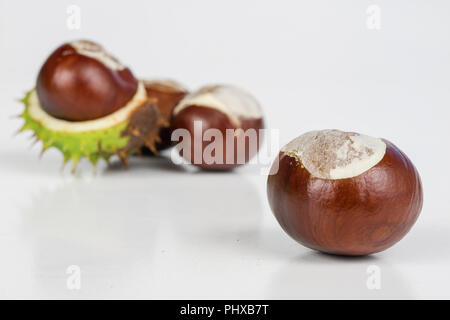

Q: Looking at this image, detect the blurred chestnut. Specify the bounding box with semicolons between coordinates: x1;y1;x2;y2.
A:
141;79;188;154
36;40;138;121
267;129;423;256
171;85;264;170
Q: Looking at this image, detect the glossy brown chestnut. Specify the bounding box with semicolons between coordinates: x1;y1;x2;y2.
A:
36;40;138;121
267;130;423;256
141;80;188;153
171;85;264;170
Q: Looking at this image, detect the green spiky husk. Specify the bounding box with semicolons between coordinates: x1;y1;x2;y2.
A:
18;90;163;171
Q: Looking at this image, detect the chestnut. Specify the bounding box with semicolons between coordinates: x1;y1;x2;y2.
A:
171;85;264;170
141;79;188;153
267;129;423;256
19;40;165;171
36;40;138;121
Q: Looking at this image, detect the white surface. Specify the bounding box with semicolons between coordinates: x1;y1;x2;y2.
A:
0;0;450;299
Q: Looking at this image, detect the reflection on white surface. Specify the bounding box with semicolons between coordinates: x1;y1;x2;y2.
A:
0;148;448;299
269;252;411;299
20;174;161;298
1;152;267;298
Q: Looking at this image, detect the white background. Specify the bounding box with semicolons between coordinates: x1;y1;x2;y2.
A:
0;0;449;299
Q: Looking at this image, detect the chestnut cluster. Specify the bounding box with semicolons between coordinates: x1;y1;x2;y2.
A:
30;39;264;170
19;39;424;256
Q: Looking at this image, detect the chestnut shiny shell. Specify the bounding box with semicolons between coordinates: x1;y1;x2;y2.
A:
36;43;138;121
267;140;423;256
171;105;264;170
